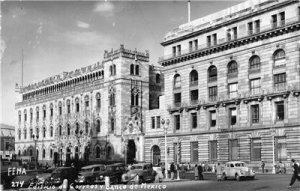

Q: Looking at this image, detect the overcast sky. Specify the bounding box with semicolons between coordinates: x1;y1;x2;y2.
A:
1;0;244;126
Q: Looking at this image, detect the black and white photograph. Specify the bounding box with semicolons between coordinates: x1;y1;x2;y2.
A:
1;0;300;190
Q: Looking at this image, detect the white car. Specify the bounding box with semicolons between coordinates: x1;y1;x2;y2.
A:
222;161;255;181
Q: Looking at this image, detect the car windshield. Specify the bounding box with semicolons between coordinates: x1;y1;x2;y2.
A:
131;166;143;170
235;163;245;167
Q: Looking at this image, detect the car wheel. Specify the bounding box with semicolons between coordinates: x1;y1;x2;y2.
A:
235;174;241;181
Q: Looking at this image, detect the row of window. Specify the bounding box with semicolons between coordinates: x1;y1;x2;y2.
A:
19;93;103;123
173;101;285;130
18;148;53;159
190;136;286;163
22;70;104;101
171;11;288;57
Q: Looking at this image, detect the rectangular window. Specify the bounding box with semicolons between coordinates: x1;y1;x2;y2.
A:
85;100;89;108
209;86;218;102
156;116;161;128
228;83;238;99
191;113;197;129
50;108;53;117
227;29;231;41
251;138;261;161
250;78;261;95
190;90;198;104
43;110;46;119
59;106;62;115
280;12;285;26
194;39;198;50
177;45;181;56
275;137;287;161
229;139;239;161
30;112;33;122
272;14;277;28
210;110;216;127
248;22;253;35
97;99;101;109
36;111;39;121
189;41;193;52
174;93;181;107
24;114;27;122
191;142;199;162
76;103;80;112
19;114;21;123
67;105;70;114
229;108;237;126
207;36;211;47
255;20;260;33
172;46;176;57
274;73;286;91
209;140;218;162
233;27;237;40
212;34;217;46
174;115;180;130
251;105;259;124
151;117;155;129
276;101;284;121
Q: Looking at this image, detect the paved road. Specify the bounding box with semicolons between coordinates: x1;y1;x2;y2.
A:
69;174;300;191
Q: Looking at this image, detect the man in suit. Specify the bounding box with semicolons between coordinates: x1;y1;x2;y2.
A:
288;159;300;188
198;163;204;180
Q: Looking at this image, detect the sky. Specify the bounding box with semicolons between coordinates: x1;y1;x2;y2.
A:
0;0;245;126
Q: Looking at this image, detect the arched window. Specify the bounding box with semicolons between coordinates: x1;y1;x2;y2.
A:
96;146;101;158
75;98;80;113
50;126;53;137
110;93;115;106
29;149;33;156
113;64;116;75
110;65;113;76
111;117;115;132
30;128;33;139
18;150;21;156
59;125;62;136
96;120;101;133
24;128;27;140
96;93;101;109
18;129;21;140
228;61;238;74
249;56;261;70
208;65;217;82
173;74;181;89
135;65;139;75
67;99;71;114
75;123;79;135
156;74;161;83
190;70;198;86
84;95;89;108
130;64;134;75
50;149;53;158
85;121;89;134
67;124;71;136
273;49;285;61
43;149;46;158
36;127;39;137
43;127;46;138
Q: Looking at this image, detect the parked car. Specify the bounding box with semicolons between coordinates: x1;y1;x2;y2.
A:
94;163;126;184
222;161;255;181
121;163;156;184
30;168;55;186
75;164;105;184
45;167;78;186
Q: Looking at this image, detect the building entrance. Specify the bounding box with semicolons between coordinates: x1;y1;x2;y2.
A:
152;145;160;165
127;139;136;164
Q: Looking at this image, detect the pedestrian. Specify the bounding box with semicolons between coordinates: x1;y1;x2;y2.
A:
216;163;222;181
187;162;191;171
46;162;49;169
170;162;175;180
198;163;204;180
288;159;300;188
194;164;199;180
261;161;265;173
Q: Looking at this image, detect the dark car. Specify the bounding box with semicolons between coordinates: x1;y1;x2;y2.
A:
121;163;156;184
45;167;78;186
94;163;126;184
75;164;105;184
29;168;55;186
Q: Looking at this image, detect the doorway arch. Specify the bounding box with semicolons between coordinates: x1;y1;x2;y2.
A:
152;145;161;165
127;139;136;164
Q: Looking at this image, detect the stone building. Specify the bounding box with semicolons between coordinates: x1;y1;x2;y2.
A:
145;0;300;171
0;123;15;160
15;45;163;166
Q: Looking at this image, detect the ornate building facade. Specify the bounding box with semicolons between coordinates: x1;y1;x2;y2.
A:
15;45;163;166
145;0;300;171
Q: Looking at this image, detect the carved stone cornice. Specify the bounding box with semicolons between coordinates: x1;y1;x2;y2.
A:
266;91;290;100
243;95;264;104
202;102;220;110
168;107;184;114
221;98;241;107
185;105;201;112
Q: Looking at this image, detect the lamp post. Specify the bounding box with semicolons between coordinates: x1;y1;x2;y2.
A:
32;134;39;170
161;118;170;180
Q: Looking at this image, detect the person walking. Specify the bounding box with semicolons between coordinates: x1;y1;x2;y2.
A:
261;161;265;173
170;162;175;180
216;163;222;181
198;163;204;180
288;159;300;189
194;164;199;180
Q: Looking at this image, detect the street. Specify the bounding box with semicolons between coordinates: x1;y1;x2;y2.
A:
67;174;300;191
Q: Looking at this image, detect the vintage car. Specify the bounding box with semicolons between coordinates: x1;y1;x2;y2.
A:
45;167;78;186
222;161;255;181
121;163;156;184
30;168;55;186
94;163;126;184
75;164;106;184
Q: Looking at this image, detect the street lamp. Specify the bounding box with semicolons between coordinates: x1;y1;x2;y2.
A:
32;134;39;170
161;118;170;179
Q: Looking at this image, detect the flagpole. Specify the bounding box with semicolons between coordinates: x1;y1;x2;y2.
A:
22;49;24;87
